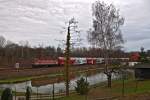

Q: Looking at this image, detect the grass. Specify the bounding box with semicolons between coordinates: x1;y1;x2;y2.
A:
112;79;150;94
55;94;85;100
90;78;150;97
0;89;3;95
0;73;63;84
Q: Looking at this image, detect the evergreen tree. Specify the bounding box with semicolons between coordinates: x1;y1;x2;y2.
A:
25;86;32;100
140;47;148;63
75;77;89;95
1;88;13;100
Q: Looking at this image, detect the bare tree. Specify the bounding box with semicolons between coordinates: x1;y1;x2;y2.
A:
0;36;6;48
19;40;29;58
88;1;124;88
63;18;80;96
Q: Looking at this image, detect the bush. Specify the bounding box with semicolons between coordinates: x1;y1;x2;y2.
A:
75;77;89;95
26;86;32;100
1;88;13;100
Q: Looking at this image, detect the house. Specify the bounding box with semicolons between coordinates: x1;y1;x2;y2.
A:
130;52;140;62
135;64;150;80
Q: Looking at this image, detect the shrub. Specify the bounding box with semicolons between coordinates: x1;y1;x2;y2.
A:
1;88;13;100
26;86;32;100
75;77;89;95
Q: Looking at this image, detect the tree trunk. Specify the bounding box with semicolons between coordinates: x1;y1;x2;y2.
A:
65;26;70;96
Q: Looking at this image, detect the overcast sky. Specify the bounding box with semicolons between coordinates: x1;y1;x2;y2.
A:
0;0;150;51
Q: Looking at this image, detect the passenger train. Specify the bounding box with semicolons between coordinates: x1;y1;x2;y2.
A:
32;57;129;67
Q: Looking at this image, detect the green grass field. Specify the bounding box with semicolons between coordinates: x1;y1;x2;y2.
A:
55;79;150;100
111;79;150;94
0;73;63;84
55;95;85;100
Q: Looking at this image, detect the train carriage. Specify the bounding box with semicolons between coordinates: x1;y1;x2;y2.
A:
32;59;58;67
86;58;96;64
74;58;87;65
96;58;104;64
58;57;76;65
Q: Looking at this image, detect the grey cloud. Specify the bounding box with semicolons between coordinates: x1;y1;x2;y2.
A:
0;0;150;51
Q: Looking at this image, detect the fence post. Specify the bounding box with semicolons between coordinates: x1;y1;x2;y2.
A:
52;83;55;100
37;87;38;99
122;71;125;97
49;88;51;100
135;79;138;92
85;74;88;100
15;86;16;100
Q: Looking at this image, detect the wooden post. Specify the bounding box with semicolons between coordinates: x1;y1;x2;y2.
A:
49;88;51;100
52;83;55;100
85;74;88;100
135;79;138;92
122;71;125;97
37;87;38;99
15;86;16;100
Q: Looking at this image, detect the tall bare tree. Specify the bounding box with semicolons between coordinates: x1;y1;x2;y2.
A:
0;36;6;48
88;1;124;87
64;18;80;96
